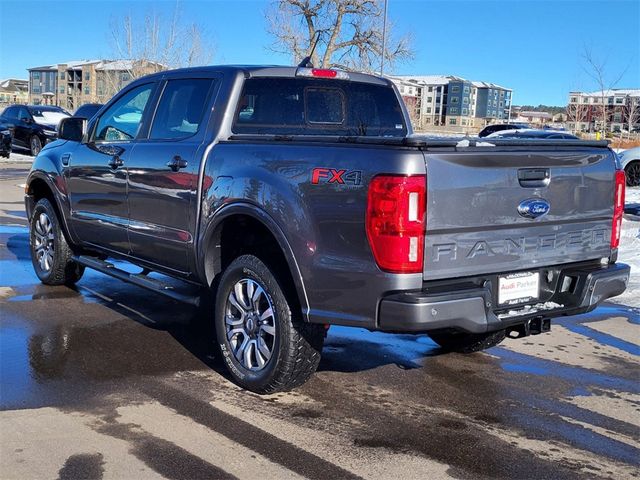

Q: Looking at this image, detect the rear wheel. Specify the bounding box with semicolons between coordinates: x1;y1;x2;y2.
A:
430;329;506;353
30;198;84;286
625;161;640;187
214;254;324;394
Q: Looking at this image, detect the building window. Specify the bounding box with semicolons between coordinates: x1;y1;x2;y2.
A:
428;86;433;92
451;85;460;93
615;98;624;104
84;72;91;81
84;87;90;94
449;118;457;125
59;87;65;93
32;71;40;80
614;114;622;122
121;73;130;82
451;97;459;104
449;107;458;114
32;86;41;93
435;107;440;113
462;119;467;125
463;97;469;104
492;110;497;116
493;100;497;107
427;96;432;102
463;85;470;93
462;108;468;115
426;107;432;113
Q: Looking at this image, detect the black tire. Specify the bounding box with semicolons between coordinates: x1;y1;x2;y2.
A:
214;254;324;394
30;135;42;156
29;198;84;286
625;161;640;187
430;329;506;353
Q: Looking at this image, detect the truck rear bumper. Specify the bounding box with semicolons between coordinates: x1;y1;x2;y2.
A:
378;262;630;334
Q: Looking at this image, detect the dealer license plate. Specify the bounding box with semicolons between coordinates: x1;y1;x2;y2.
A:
498;272;540;306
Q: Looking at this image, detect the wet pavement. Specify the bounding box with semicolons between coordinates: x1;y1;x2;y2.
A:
1;163;639;479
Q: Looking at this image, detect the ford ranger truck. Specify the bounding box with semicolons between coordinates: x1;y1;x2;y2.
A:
24;66;630;393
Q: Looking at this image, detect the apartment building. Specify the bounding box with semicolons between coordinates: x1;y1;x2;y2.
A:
567;89;640;132
28;59;162;110
390;75;512;130
0;78;28;106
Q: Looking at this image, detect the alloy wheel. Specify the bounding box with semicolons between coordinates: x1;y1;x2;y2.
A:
627;162;640;187
31;136;42;156
34;212;54;272
225;278;276;371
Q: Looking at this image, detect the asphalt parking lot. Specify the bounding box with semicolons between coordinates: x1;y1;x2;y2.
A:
1;160;639;480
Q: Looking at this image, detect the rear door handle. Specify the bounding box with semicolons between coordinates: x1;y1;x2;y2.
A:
518;168;550;188
167;155;188;172
108;156;124;169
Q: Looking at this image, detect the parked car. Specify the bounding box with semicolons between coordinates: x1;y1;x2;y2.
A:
478;123;528;137
0;105;70;155
0;128;11;158
618;146;640;187
486;129;579;140
25;65;629;393
74;103;103;120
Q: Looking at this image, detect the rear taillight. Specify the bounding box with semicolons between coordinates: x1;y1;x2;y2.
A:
611;170;625;249
366;175;426;273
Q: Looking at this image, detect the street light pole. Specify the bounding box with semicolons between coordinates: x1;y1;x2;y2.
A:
380;0;388;76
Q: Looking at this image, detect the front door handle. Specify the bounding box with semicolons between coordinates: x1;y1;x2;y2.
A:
61;153;71;166
108;156;124;169
167;155;188;172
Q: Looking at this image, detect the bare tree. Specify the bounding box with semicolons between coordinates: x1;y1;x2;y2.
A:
267;0;413;73
566;94;588;134
109;2;213;83
581;46;628;134
624;94;640;137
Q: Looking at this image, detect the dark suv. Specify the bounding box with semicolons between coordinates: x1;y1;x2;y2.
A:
0;105;70;155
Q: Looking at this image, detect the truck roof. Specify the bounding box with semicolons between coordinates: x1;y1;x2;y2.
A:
135;65;392;86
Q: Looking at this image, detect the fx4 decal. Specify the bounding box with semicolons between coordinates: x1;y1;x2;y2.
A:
311;168;362;185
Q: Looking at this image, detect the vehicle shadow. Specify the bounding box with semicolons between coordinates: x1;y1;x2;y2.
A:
4;232;447;388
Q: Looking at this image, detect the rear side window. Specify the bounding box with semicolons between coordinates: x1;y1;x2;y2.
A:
150;79;213;140
234;78;406;137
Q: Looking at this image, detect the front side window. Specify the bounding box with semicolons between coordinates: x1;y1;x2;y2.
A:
149;78;213;140
94;83;153;142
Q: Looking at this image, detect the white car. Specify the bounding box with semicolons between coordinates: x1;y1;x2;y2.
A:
619;147;640;187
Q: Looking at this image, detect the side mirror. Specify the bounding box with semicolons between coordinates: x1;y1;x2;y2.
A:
58;117;87;142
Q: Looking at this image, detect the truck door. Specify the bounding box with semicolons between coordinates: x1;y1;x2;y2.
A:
66;82;156;254
126;76;218;273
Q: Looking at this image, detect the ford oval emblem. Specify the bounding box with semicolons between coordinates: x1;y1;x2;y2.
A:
518;198;550;219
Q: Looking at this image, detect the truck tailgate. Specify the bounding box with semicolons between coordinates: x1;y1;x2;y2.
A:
423;147;615;281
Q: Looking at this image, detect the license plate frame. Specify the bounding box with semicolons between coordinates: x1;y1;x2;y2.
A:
498;271;540;306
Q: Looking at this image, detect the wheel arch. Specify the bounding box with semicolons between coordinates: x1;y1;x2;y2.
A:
199;203;310;321
26;171;76;245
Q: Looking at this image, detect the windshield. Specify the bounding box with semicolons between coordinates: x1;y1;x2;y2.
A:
233;78;407;137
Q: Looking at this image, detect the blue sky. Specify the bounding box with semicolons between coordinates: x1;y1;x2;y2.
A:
0;0;638;105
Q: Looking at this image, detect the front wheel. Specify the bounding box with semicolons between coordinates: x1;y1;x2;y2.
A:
30;135;42;156
214;254;324;394
625;161;640;187
30;198;84;286
430;329;506;353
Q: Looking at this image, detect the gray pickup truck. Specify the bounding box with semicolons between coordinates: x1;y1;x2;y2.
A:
25;65;630;393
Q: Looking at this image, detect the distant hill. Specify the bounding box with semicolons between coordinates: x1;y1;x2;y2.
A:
514;105;565;114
